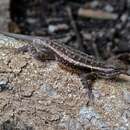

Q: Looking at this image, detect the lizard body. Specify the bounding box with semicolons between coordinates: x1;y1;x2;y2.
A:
0;31;127;79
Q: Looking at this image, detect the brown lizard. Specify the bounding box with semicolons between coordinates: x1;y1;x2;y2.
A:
0;31;129;99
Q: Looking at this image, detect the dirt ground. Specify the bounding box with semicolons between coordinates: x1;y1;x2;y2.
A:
0;1;130;130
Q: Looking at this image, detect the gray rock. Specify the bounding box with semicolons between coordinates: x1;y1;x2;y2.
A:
0;80;8;91
79;106;100;121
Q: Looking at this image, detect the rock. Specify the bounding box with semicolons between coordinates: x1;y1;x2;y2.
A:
0;80;8;92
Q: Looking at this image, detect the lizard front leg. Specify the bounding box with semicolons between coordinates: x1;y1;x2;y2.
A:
28;44;55;61
17;40;55;61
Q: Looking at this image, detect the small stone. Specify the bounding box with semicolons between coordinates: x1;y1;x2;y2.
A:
104;4;114;12
123;90;130;104
68;119;83;130
90;1;99;8
82;33;92;40
114;126;128;130
121;109;130;122
40;83;57;97
92;89;101;99
95;119;110;130
59;117;83;130
120;14;128;23
103;103;113;112
48;24;69;33
0;80;9;92
79;106;100;121
48;25;57;33
27;18;37;24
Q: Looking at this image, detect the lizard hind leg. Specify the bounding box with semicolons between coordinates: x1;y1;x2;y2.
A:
79;72;97;101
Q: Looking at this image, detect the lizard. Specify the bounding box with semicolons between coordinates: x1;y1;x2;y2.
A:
0;31;129;99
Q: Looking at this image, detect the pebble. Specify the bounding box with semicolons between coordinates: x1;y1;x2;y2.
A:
0;80;9;92
48;25;56;33
79;106;100;121
114;126;128;130
48;24;69;33
40;83;57;97
104;4;114;12
90;1;99;8
67;119;84;130
121;109;130;123
79;106;110;129
59;116;83;130
120;14;128;23
123;90;130;104
91;118;110;130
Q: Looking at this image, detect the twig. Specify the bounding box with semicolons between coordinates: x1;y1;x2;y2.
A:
66;6;85;51
78;8;118;20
